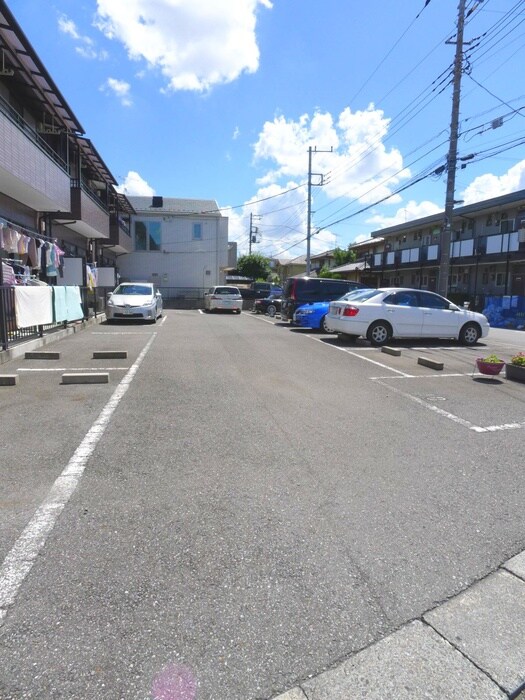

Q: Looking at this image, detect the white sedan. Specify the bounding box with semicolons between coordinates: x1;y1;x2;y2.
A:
106;282;162;323
327;287;490;346
203;286;243;313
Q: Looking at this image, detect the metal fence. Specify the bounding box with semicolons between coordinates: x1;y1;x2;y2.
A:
0;286;108;352
0;285;262;352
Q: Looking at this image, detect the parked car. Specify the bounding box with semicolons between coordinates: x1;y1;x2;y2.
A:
293;288;371;332
106;282;162;323
252;282;283;298
252;293;282;316
239;282;284;300
204;286;243;313
280;277;367;322
327;287;490;345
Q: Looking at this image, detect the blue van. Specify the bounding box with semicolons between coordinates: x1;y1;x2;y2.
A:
281;277;367;323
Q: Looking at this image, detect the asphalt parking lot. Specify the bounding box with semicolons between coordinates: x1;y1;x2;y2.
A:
250;311;525;435
2;310;525;699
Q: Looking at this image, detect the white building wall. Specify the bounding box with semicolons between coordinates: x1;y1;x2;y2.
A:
116;213;229;288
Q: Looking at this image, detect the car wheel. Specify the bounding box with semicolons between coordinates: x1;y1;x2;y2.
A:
367;320;392;346
459;322;480;345
267;304;277;317
321;315;334;333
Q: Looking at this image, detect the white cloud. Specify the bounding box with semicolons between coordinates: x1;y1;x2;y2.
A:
365;199;442;230
233;126;240;140
116;171;155;195
226;182;336;259
58;14;108;60
253;105;409;204
462;160;525;205
94;0;272;92
101;78;133;107
58;16;81;40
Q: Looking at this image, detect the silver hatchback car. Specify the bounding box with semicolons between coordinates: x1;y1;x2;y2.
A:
106;282;163;323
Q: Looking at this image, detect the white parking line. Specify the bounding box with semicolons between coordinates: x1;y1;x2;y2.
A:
0;333;157;626
371;377;525;433
372;377;485;431
308;335;414;377
373;373;467;379
17;367;130;372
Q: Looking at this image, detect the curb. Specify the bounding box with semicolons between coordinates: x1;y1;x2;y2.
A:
271;552;525;700
0;315;106;365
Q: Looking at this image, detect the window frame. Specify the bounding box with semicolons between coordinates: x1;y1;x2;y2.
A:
193;222;203;241
134;219;162;251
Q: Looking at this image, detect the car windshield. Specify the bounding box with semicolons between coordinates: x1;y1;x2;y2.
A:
114;284;152;295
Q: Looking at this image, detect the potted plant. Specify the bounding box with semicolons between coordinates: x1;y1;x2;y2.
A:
476;353;505;376
505;351;525;383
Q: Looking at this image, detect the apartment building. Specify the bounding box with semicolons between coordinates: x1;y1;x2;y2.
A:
346;191;525;303
118;195;229;290
0;0;134;289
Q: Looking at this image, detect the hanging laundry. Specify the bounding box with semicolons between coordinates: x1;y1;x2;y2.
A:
14;286;53;327
46;243;58;277
27;237;39;268
2;261;16;286
4;228;19;254
86;264;96;290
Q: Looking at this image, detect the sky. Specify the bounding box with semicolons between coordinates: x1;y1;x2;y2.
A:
7;0;525;259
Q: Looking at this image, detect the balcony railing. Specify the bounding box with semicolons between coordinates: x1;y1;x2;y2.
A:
0;94;69;174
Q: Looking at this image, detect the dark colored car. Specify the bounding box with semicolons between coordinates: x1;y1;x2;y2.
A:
252;293;282;316
280;277;367;322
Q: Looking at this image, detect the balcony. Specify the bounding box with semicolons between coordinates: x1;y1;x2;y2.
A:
108;213;133;254
0;96;71;212
67;180;110;240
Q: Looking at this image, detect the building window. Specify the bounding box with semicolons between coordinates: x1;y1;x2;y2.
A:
134;220;161;251
496;272;505;286
193;223;203;240
486;215;493;226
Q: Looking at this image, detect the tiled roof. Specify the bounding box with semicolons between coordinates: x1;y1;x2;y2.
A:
127;196;222;215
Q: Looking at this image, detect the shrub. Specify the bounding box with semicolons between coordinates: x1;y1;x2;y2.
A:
510;352;525;367
479;353;504;364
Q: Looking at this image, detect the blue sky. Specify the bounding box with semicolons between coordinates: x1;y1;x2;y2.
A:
8;0;525;258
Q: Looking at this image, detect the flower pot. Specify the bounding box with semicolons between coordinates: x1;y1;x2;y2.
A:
476;359;504;375
505;363;525;383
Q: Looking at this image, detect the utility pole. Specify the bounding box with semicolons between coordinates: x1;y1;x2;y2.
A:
306;146;332;275
249;212;261;255
438;0;467;297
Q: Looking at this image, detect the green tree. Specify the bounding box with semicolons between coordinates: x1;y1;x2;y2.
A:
236;254;271;281
332;246;357;266
318;265;342;279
